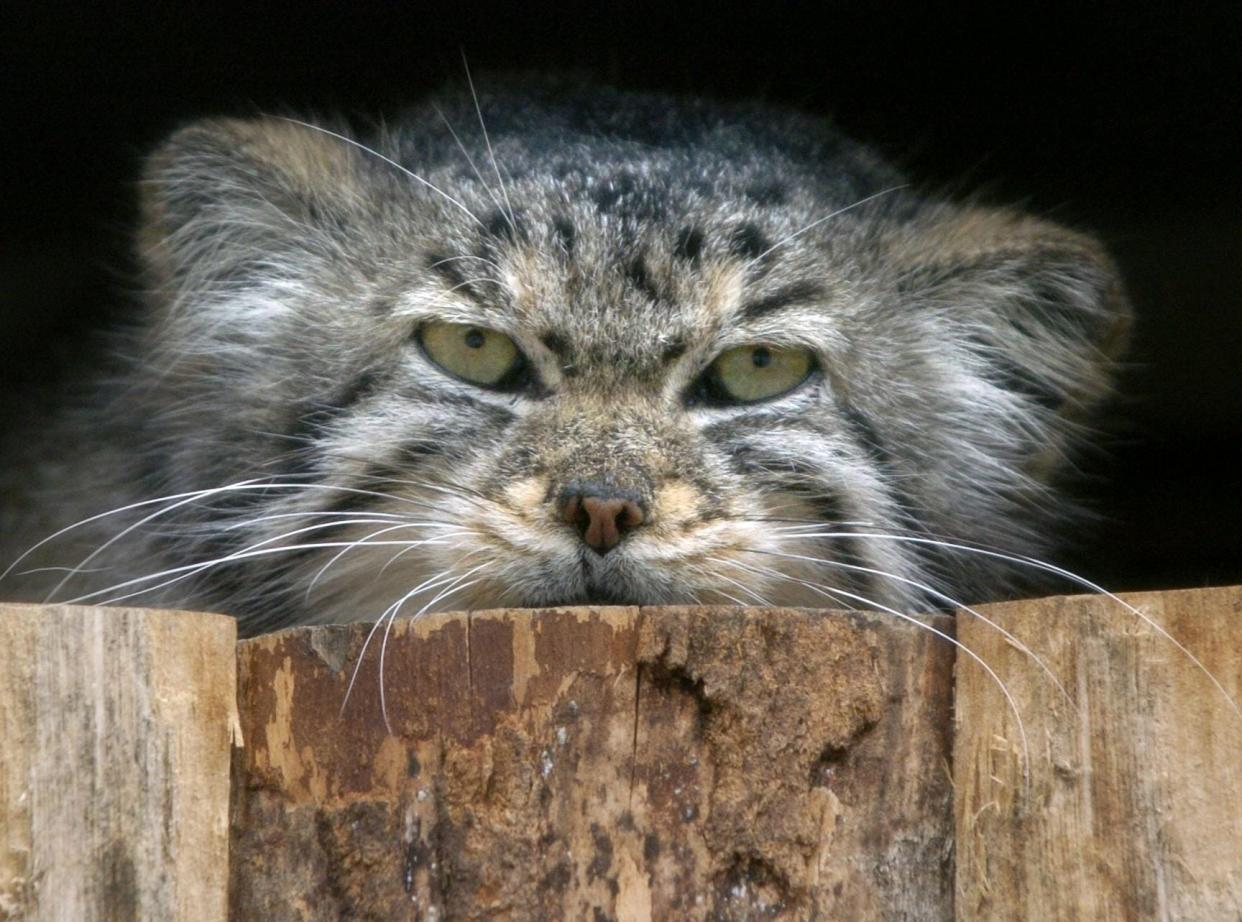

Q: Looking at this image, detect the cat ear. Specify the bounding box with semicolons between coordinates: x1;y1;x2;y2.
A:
139;117;364;286
890;205;1131;418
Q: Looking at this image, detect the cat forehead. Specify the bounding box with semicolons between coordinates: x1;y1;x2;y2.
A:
411;192;848;362
364;95;911;356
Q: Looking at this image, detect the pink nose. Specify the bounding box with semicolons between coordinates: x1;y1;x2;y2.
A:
560;491;646;554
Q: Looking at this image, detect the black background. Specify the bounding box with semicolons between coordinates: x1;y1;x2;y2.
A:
4;3;1240;592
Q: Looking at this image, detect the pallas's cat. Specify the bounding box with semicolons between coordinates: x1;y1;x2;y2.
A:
0;81;1128;634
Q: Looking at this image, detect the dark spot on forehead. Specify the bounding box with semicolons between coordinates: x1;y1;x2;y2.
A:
483;208;525;243
369;294;396;316
673;226;705;263
625;255;662;303
551;216;576;255
728;223;771;262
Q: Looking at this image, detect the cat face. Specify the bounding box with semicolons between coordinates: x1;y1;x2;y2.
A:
133;86;1127;631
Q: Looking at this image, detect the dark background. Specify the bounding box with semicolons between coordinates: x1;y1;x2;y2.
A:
4;3;1240;592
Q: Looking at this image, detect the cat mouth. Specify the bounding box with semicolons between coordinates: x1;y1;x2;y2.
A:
580;585;635;605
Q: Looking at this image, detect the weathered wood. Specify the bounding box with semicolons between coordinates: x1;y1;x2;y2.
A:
230;605;956;921
9;588;1236;920
954;586;1242;920
0;603;237;922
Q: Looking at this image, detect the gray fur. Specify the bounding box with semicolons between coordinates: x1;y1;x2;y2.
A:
0;80;1129;634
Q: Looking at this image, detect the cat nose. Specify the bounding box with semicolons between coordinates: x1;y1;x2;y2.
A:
558;486;646;554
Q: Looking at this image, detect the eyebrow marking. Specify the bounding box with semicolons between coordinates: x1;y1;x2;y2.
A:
738;281;827;321
728;223;771;261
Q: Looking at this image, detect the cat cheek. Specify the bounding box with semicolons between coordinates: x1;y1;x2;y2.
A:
648;480;704;531
500;475;552;520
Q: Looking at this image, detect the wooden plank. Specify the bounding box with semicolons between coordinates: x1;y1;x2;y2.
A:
954;586;1242;920
230;605;955;921
0;603;237;922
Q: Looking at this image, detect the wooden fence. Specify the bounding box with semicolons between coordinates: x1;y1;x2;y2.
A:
2;586;1240;920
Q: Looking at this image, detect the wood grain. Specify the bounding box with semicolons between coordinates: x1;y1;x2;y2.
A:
954;586;1242;920
0;603;237;922
7;587;1238;920
229;605;955;921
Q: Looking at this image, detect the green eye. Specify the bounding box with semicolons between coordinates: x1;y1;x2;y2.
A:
706;345;814;403
418;322;522;387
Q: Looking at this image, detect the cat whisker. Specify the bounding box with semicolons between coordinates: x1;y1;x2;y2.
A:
432;104;513;228
426;252;505;276
1;479;271;585
340;555;492;730
744;545;1076;712
728;556;1033;788
764;519;877;531
784;529;1242;724
11;565;113;577
378;562;492;732
64;522;461;607
274;117;485;229
341;561;483;719
218;510;409;531
35;480;445;602
745;184;908;268
307;523;476;602
461;52;517;231
377;531;474;577
699;559;777;607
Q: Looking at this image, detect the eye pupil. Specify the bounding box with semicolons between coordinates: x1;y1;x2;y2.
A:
751;347;772;368
464;328;485;349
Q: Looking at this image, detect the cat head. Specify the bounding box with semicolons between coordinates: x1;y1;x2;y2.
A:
135;85;1128;630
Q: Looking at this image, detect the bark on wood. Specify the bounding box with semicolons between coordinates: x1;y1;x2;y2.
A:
229;605;956;921
0;603;237;922
954;586;1242;920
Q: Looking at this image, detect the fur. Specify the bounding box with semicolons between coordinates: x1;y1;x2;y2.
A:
0;79;1129;634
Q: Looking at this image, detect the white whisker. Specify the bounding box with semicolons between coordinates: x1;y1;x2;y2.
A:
784;529;1242;723
275;117;484;228
378;563;491;731
745;184;908;268
746;546;1076;711
729;556;1032;789
66;523;460;607
460;52;516;228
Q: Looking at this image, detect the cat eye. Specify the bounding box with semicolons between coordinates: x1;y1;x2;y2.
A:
417;321;525;388
698;344;815;404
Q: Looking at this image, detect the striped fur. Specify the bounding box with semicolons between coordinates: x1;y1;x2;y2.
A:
0;80;1128;633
